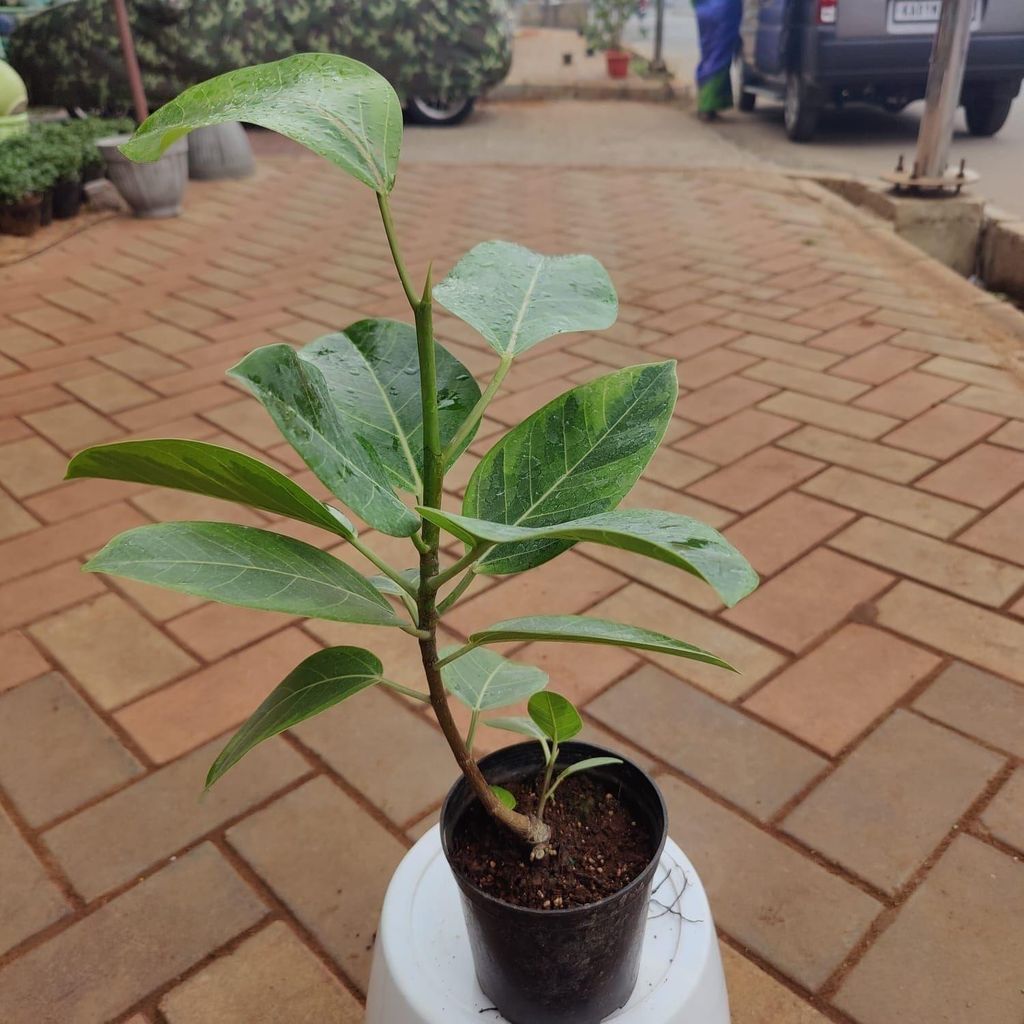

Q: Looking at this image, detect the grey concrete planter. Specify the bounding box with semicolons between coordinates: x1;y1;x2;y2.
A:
97;135;188;219
188;122;255;180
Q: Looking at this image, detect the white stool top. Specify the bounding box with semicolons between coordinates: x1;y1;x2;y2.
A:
366;826;731;1024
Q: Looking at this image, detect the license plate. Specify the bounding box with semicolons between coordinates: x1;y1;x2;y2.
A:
893;0;943;22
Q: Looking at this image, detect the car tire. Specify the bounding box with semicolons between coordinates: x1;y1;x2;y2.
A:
783;73;820;143
406;95;476;127
732;57;756;112
964;94;1014;137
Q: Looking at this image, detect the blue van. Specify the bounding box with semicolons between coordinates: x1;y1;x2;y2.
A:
736;0;1024;141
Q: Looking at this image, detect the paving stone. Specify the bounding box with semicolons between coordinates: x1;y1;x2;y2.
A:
295;688;455;826
784;710;1002;894
718;312;818;344
513;638;640;705
743;361;869;402
882;402;1003;459
0;559;105;632
958;489;1024;567
913;661;1024;757
116;629;319;763
658;774;881;990
951;383;1024;420
830;516;1024;607
127;322;207;354
744;624;939;755
676;376;778;425
622;477;735;528
989;418;1024;449
831;343;927;384
729;334;841;371
159;922;363;1024
30;593;197;708
879;582;1024;685
721;944;830;1024
921;354;1022;392
778;425;934;484
133;484;266;526
890;329;1002;365
676;408;799;465
0;806;70;956
227;776;407;992
980;768;1024;853
0;672;141;826
759;391;899;440
649;322;742;360
62;369;154;413
24;401;122;452
111;574;205;621
801;466;975;537
643;445;715;489
0;844;265;1024
835;836;1024;1024
0;630;49;692
587;584;785;700
168;602;296;661
688;445;824;513
677;347;759;389
853;370;963;419
0;436;68;497
723;491;854;577
591;665;824;818
809;321;899;355
44;735;308;899
203;399;283;450
916;442;1024;508
724;548;891;653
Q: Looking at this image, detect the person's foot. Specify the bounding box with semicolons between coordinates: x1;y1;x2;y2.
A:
696;110;721;123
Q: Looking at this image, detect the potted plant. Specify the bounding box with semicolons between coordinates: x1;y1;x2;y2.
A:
95;123;188;218
31;124;84;219
0;136;47;236
66;116;136;183
585;0;638;79
66;54;758;1024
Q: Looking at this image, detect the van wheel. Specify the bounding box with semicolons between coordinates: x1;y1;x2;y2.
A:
406;96;476;127
784;73;820;142
964;94;1013;137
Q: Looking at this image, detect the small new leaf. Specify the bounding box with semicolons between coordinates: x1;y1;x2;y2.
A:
528;691;582;744
551;756;622;795
207;646;382;786
490;785;517;811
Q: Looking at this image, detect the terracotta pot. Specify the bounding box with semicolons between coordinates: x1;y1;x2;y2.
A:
0;193;43;236
606;50;631;79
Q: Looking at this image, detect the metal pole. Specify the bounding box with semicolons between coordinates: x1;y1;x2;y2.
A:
652;0;666;73
913;0;973;180
112;0;149;122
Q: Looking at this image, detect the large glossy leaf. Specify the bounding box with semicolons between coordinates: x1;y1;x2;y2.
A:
463;363;678;574
85;522;402;626
231;345;419;537
419;507;758;606
301;319;481;494
470;615;733;670
207;646;383;786
433;241;618;358
121;54;401;193
528;692;582;743
67;439;354;539
441;646;548;712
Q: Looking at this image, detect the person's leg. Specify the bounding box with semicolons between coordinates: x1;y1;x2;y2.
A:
692;0;738;115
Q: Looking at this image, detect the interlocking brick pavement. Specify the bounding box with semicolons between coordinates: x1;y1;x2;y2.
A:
1;121;1023;1023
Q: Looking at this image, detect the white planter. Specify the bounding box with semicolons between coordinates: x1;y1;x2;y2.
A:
187;122;255;180
366;826;730;1024
97;134;188;218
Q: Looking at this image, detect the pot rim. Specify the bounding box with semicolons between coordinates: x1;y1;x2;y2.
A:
440;739;667;920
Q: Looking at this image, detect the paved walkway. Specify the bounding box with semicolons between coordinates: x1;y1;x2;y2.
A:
1;109;1024;1024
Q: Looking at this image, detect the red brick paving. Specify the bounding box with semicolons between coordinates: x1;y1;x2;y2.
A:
0;141;1023;1023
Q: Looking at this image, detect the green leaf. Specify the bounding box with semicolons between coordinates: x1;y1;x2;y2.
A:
300;319;481;494
433;241;618;358
440;646;548;712
230;344;419;538
485;715;550;743
418;507;758;607
552;756;623;793
528;691;582;743
67;439;355;540
207;646;382;787
85;522;402;626
470;615;734;670
369;568;420;598
463;363;678;575
121;54;401;193
490;785;517;810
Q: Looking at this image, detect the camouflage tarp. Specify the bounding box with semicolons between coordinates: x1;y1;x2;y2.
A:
8;0;512;111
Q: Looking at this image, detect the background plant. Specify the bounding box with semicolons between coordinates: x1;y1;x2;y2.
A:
585;0;642;53
67;53;757;853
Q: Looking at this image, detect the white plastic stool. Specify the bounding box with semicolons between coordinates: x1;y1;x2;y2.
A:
366;825;731;1024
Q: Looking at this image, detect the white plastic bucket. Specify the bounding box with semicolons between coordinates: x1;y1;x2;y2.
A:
366;826;731;1024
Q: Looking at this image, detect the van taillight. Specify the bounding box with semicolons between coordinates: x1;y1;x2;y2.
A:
818;0;837;24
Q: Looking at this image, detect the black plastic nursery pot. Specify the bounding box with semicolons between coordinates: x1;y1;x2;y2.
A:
52;179;82;220
441;741;667;1024
0;194;44;237
39;189;54;227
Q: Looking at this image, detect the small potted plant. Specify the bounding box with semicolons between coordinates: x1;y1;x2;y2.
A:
585;0;639;79
0;137;47;235
67;54;757;1024
32;124;84;219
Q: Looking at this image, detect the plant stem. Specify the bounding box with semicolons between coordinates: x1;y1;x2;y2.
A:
381;679;431;704
376;195;548;849
465;709;480;754
442;356;512;464
435;642;477;670
437;569;477;614
537;742;559;821
430;544;488;590
348;535;417;597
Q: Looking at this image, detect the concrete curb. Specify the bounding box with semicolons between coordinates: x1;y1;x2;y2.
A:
489;77;689;105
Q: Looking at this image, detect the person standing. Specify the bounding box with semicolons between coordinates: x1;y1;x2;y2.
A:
692;0;744;121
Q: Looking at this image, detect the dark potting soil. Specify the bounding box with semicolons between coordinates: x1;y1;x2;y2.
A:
450;772;655;910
